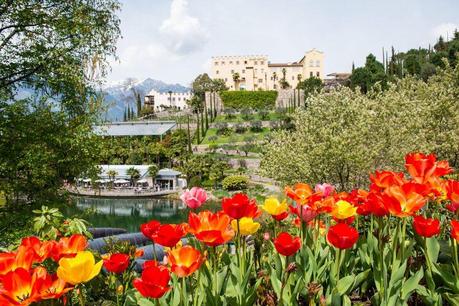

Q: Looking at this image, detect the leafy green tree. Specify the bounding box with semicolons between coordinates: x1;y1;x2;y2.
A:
350;54;387;93
148;164;159;179
261;64;459;189
296;77;323;102
232;73;241;91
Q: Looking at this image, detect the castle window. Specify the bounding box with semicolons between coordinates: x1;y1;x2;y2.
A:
242;69;245;74
310;71;313;77
292;76;294;80
244;60;247;64
260;61;264;65
316;60;320;67
231;69;234;74
258;79;263;83
221;61;225;65
254;61;258;65
214;62;218;65
316;71;320;77
236;61;239;65
216;70;219;74
309;60;314;67
229;61;233;64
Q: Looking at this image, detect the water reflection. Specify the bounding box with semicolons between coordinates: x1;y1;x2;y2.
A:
66;197;219;233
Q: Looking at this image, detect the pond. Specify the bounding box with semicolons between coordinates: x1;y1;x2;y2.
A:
64;196;220;233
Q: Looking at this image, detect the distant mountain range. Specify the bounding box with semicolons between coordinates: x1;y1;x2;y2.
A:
101;78;190;121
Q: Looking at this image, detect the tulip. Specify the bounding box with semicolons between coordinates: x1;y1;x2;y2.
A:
272;211;289;221
0;267;41;305
52;234;87;261
315;183;335;197
413;216;441;238
103;253;130;274
180;187;207;209
285;183;313;204
0;246;35;278
383;184;426;217
451;220;459;243
369;170;405;191
222;193;261;220
331;200;357;220
231;217;260;236
34;266;72;300
405;153;452;184
446;180;459;212
57;251;102;285
152;224;186;248
188;211;235;246
273;232;301;257
133;264;171;298
289;205;318;223
20;237;55;263
167;246;203;277
262;197;288;216
140;220;161;239
327;223;359;249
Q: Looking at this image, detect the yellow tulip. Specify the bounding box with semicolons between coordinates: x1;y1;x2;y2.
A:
231;217;260;236
57;251;102;285
262;197;288;216
331;200;357;220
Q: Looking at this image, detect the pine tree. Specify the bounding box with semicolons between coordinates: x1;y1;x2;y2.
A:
127;107;131;121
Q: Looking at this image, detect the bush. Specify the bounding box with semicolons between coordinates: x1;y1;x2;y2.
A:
215;122;232;136
258;109;270;120
220;91;278;109
250;121;263;132
241;108;253;120
224;108;236;120
234;123;247;134
222;175;249;191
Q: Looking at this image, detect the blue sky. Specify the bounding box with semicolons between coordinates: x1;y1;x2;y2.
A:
107;0;459;86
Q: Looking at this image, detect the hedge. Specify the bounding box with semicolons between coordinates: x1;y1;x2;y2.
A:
222;175;249;191
220;91;278;109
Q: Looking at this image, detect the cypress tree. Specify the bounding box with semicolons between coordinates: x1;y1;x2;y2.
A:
201;110;205;138
127;107;131;121
196;111;200;144
123;108;127;121
136;93;142;116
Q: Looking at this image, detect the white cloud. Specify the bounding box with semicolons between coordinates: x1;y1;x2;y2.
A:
159;0;209;55
431;22;458;40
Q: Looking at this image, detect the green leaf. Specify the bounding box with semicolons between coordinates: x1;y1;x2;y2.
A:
335;275;355;295
426;237;440;264
401;267;424;300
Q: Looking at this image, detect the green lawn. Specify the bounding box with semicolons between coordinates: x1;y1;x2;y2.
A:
201;128;270;144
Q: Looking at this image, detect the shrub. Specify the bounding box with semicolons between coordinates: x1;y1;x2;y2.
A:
220;91;278;109
250;121;263;132
234;123;247;134
258;109;270;120
224;108;236;120
208;135;218;143
215;122;232;136
222;175;249;191
241;108;253;120
189;175;202;187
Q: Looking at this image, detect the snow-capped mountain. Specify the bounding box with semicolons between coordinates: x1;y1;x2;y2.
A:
102;78;190;121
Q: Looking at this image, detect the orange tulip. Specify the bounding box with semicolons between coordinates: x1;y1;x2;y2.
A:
369;171;405;191
384;184;426;217
285;183;314;204
451;220;459;243
20;237;56;263
33;266;72;300
446;180;459;212
405;153;453;184
0;267;42;305
187;210;235;246
52;234;87;261
167;246;204;277
0;246;35;279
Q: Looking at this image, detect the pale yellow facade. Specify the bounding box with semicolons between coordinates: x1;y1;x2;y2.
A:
210;49;324;91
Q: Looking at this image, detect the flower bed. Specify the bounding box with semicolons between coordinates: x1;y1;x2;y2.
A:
1;153;459;305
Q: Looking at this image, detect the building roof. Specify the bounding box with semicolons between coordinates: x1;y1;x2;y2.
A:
94;121;176;137
98;165;182;179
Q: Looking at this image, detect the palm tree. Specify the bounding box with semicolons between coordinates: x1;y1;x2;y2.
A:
148;164;159;186
126;167;140;186
272;72;277;89
107;170;118;181
232;72;240;91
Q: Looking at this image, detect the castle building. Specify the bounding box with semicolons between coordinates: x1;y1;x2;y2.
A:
210;49;324;91
144;90;192;111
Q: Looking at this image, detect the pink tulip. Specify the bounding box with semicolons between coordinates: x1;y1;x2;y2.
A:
180;187;207;209
315;183;335;197
263;232;270;240
289;205;318;223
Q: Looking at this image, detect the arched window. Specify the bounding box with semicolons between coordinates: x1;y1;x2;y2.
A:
309;60;314;67
316;60;320;67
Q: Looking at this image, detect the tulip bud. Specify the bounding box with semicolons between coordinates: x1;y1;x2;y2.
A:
286;262;297;273
263;232;270;240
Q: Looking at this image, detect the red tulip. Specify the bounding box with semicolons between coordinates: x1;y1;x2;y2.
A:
405;153;452;184
133;264;171;299
20;237;56;263
273;232;301;257
272;211;289;221
451;220;459;243
369;170;405;191
413;216;441;238
103;253;130;274
140;220;161;239
0;268;41;305
289;205;318;223
222;193;261;220
446;180;459;212
0;246;35;278
152;224;186;248
327;223;359;249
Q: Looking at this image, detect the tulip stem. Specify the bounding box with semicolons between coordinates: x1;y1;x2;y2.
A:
334;248;342;286
278;256;289;306
152;242;157;261
423;237;435;292
78;285;86;306
400;218;407;260
181;277;187;306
